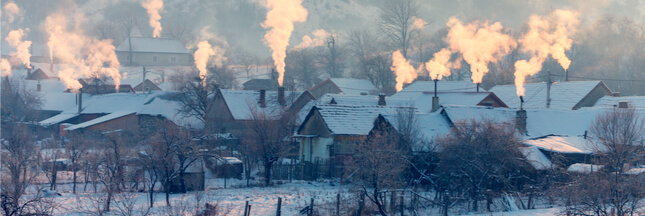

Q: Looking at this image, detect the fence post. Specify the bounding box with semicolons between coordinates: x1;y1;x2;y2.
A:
400;194;404;216
276;197;282;216
336;193;340;216
390;191;396;212
243;201;249;216
247;204;252;216
309;198;315;216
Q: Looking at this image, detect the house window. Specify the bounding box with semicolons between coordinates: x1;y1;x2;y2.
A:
171;57;176;63
145;87;150;92
153;56;158;62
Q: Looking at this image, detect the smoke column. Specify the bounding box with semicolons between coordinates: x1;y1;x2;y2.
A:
411;16;427;30
514;9;579;96
262;0;308;86
194;41;215;87
391;50;419;92
6;29;32;68
446;17;517;84
294;29;330;50
3;2;20;23
142;0;163;38
425;48;454;80
45;14;121;92
1;59;11;77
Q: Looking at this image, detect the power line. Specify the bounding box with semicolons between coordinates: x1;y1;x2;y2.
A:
552;74;645;83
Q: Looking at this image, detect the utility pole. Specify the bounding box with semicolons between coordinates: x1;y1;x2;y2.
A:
546;70;552;109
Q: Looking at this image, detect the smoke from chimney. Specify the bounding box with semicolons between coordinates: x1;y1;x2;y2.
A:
194;41;216;87
6;28;32;69
3;2;20;23
293;29;330;50
425;48;454;80
514;9;579;97
142;0;164;38
45;13;121;93
261;0;308;87
411;16;427;30
1;59;11;76
445;17;517;85
391;50;420;92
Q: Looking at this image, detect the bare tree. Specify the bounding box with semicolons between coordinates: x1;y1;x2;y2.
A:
346;120;406;216
319;34;345;78
176;74;218;124
64;132;88;194
286;48;319;89
379;0;419;58
561;108;645;216
436;119;532;213
242;109;296;186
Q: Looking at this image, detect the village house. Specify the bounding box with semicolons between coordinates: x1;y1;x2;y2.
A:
115;37;192;66
489;81;613;110
204;88;303;137
307;78;378;99
132;79;162;93
38;91;202;137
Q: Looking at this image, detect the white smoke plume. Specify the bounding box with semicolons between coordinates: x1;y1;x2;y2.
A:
293;29;330;50
514;9;579;96
3;2;20;23
425;48;455;80
411;16;427;30
1;59;11;77
261;0;308;86
6;28;32;68
194;41;215;87
45;13;121;92
391;50;420;92
142;0;163;38
446;17;517;84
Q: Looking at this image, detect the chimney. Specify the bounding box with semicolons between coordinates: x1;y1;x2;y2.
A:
565;69;569;82
37;81;41;92
27;67;32;77
546;71;552;109
516;109;527;135
432;79;440;112
278;87;286;106
613;92;621;97
378;93;386;106
618;101;629;108
476;83;480;92
516;96;527;134
77;90;83;114
259;89;266;108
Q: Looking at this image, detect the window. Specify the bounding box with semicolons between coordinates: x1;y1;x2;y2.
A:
126;55;131;61
171;57;176;63
153;56;158;62
145;87;150;92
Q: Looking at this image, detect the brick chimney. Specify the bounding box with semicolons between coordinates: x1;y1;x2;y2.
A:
37;81;41;92
259;89;266;108
516;96;527;134
378;93;386;106
619;101;629;108
431;79;440;112
278;87;286;106
77;90;83;113
27;67;32;77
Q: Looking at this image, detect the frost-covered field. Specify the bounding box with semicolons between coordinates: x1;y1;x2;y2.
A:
31;177;561;215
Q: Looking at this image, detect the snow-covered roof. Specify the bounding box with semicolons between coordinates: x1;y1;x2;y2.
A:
329;78;377;95
524;135;597;154
568;163;603;173
39;91;203;129
593;96;645;108
441;105;626;139
489;81;608;110
312;104;400;136
381;112;451;151
520;146;554;170
398;80;479;93
390;91;500;113
115;37;190;54
64;111;136;131
219;89;302;120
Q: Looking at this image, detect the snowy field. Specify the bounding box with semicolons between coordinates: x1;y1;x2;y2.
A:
27;176;563;216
